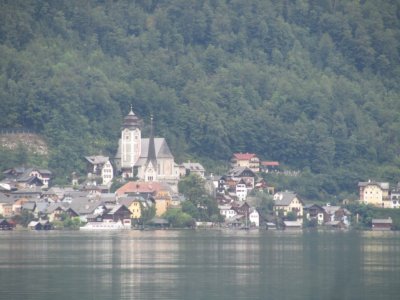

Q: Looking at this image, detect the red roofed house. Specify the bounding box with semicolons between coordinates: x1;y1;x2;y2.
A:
231;153;260;173
115;181;164;197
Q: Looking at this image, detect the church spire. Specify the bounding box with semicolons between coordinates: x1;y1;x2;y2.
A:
129;104;134;115
147;114;157;170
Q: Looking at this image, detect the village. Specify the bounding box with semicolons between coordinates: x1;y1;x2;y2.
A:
0;109;397;232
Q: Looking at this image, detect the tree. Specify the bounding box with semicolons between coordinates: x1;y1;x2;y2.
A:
162;208;194;228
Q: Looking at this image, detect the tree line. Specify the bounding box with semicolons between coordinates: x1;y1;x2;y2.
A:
0;0;400;199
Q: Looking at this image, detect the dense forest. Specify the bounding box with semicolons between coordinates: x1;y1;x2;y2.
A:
0;0;400;200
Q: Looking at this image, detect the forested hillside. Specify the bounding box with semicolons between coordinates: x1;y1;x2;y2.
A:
1;0;400;199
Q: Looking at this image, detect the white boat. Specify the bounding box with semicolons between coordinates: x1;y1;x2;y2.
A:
79;219;131;230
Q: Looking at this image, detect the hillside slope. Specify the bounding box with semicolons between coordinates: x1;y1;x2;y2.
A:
0;0;399;197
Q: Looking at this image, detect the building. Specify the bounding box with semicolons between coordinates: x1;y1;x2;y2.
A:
358;181;390;207
231;153;260;173
85;156;114;185
322;205;351;226
235;181;247;201
179;162;205;178
303;204;325;225
260;161;280;173
115;107;179;187
273;191;304;220
3;167;52;188
371;218;392;231
390;183;400;208
228;167;256;189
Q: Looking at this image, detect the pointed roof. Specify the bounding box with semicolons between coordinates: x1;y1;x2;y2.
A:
146;115;157;170
122;106;143;130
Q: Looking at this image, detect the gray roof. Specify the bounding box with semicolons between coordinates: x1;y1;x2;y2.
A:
372;218;392;224
284;221;302;227
0;192;13;203
182;162;205;172
69;198;105;215
22;202;36;211
85;155;110;165
228;167;256;177
107;204;128;215
135;138;173;166
46;203;69;214
35;202;49;213
358;181;389;189
274;192;299;206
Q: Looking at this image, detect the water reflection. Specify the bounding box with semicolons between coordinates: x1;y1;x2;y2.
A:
0;230;400;300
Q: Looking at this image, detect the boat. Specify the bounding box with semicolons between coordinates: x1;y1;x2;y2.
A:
79;219;131;230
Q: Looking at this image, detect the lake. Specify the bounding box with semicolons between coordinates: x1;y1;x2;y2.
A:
0;229;399;300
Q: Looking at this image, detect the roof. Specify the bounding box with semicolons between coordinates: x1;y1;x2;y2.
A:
22;202;36;211
358;181;389;189
229;167;256;177
115;181;171;196
46;203;69;214
85;156;110;165
261;161;280;166
372;218;392;224
107;204;129;215
284;221;302;227
304;204;324;210
274;192;301;206
233;153;256;161
69;198;105;215
35;202;49;213
182;162;205;172
0;193;13;203
123;107;143;129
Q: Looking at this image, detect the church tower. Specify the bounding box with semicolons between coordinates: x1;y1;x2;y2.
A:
143;115;157;181
120;106;143;176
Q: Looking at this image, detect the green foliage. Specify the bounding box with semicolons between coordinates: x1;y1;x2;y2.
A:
162;208;194;228
12;210;34;227
140;203;156;224
346;203;400;230
256;192;274;220
62;216;83;230
0;0;400;197
178;174;207;202
286;211;298;221
179;174;222;221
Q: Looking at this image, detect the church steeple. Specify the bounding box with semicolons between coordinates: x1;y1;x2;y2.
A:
147;114;157;170
123;105;143;129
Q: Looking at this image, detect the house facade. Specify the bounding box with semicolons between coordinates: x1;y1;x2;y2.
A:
273;191;304;220
85;156;114;185
231;153;260;173
179;162;205;178
358;181;390;207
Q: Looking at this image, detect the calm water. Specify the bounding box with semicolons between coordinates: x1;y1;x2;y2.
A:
0;230;399;300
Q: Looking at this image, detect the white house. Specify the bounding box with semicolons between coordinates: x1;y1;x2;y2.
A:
218;204;237;220
236;182;247;201
248;208;260;227
85;156;114;185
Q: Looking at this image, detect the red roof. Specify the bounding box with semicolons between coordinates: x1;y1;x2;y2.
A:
233;153;256;160
261;161;279;166
116;181;168;197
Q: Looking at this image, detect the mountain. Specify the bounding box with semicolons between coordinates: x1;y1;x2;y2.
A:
0;0;400;198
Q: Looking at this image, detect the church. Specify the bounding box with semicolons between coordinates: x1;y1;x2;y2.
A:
115;107;180;186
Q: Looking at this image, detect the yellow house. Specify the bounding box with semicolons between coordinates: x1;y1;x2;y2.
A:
154;191;172;216
119;198;143;219
273;191;304;219
231;153;260;173
358;181;390;207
